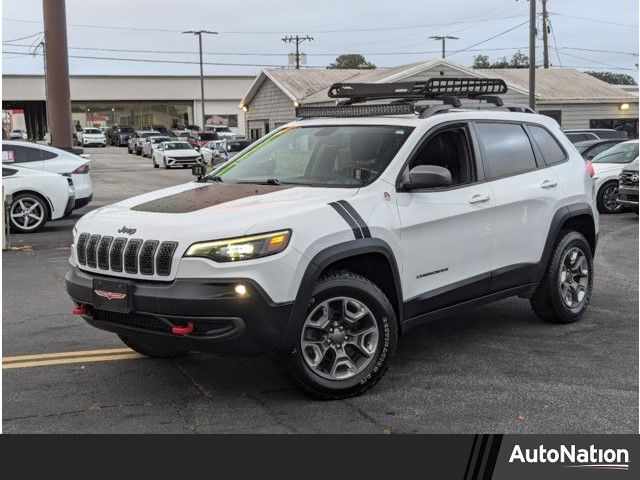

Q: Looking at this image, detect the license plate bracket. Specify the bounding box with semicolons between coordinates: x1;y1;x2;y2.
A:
92;278;132;313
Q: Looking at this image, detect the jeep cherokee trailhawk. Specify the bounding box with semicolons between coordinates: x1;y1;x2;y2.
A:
66;79;598;398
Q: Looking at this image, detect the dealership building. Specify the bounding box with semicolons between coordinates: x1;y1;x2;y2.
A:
2;74;254;140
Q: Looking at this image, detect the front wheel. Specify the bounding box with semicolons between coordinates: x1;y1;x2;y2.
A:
530;231;593;324
278;271;398;399
597;181;623;214
119;335;189;358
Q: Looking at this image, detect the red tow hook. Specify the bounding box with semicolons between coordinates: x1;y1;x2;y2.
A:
72;304;88;315
172;322;194;335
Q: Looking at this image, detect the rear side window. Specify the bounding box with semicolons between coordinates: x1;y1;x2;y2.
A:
2;144;38;163
475;122;537;179
528;125;566;165
39;149;58;160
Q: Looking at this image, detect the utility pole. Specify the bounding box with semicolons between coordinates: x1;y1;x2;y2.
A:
542;0;549;68
42;0;72;149
528;0;536;110
182;30;218;128
282;35;313;69
429;35;459;58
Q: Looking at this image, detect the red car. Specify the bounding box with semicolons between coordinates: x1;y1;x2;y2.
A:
186;132;220;150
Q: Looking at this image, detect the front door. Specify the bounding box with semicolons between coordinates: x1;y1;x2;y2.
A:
396;122;495;319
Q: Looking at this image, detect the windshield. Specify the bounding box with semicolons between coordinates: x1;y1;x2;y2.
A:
198;132;218;141
227;141;250;152
592;142;639;164
151;136;170;143
211;125;414;187
119;126;135;133
164;142;192;150
140;132;159;138
84;128;102;134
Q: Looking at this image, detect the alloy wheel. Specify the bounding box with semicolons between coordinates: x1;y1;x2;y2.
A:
602;183;621;213
11;197;45;231
558;247;589;309
300;296;379;381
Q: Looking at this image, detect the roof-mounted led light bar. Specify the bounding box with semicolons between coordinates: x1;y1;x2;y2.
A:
296;103;414;118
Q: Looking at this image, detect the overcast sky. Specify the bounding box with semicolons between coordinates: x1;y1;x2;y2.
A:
2;0;638;80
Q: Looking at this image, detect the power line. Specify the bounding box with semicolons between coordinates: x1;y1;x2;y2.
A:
549;12;638;28
548;19;562;67
560;51;636;71
2;31;43;42
1;13;531;35
448;21;529;56
561;47;638;57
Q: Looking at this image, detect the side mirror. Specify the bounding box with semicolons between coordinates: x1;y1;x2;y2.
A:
192;163;206;179
403;165;452;190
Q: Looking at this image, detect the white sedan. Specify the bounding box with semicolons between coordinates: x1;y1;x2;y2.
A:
2;165;74;233
142;136;171;158
2;140;94;212
152;141;203;169
592;139;639;214
77;127;106;147
199;140;225;164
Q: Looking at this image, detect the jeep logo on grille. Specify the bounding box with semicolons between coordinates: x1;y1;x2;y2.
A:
117;226;137;235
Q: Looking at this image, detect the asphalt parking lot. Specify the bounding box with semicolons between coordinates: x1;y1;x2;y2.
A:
2;146;638;433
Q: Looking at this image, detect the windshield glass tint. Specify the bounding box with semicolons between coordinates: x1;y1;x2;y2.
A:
592;142;639;164
152;137;170;143
84;129;101;134
212;125;414;187
165;143;192;150
120;126;135;133
227;142;249;152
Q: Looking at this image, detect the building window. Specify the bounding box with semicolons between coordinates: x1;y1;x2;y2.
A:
539;110;562;126
205;114;238;128
590;118;638;139
250;128;262;140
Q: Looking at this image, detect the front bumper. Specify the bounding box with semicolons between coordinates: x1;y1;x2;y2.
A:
617;185;638;207
65;266;293;357
166;157;202;166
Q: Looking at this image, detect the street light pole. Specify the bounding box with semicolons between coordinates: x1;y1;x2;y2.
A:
182;30;218;128
429;35;459;58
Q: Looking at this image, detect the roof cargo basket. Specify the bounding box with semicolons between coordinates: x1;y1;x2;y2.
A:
295;77;529;118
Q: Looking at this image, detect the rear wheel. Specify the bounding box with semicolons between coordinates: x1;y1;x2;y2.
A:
278;271;398;399
9;193;49;233
118;335;189;358
597;181;623;214
530;231;593;324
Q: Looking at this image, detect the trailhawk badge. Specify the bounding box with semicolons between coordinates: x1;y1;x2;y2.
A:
94;289;127;301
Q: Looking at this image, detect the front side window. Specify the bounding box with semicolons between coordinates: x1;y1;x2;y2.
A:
212;125;414;187
592;142;639;164
475;122;537;179
407;124;476;186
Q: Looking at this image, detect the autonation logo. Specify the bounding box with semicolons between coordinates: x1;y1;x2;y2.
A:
509;444;630;471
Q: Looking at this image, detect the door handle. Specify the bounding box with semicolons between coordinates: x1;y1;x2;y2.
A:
468;193;490;204
540;180;558;189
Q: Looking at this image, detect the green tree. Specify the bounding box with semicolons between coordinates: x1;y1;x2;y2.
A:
473;51;529;69
328;54;375;69
473;55;490;68
585;71;637;85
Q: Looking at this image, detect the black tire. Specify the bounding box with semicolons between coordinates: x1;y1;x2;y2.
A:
153;160;159;168
278;270;398;399
163;158;170;169
597;181;623;214
530;231;593;324
118;334;189;359
9;192;50;233
136;148;142;156
127;145;132;154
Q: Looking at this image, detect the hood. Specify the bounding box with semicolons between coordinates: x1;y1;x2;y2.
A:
77;181;358;245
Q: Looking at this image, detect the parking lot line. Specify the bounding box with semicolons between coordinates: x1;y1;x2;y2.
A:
2;347;134;363
3;352;144;370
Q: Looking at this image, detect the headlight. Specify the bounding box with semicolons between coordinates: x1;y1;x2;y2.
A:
72;226;78;243
184;230;291;262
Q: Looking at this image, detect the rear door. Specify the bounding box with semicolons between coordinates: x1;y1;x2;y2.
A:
474;121;565;291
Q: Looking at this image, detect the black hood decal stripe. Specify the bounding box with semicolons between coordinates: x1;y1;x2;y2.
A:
131;183;291;213
328;200;371;239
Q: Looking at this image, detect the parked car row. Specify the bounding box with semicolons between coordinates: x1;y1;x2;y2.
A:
2;141;94;233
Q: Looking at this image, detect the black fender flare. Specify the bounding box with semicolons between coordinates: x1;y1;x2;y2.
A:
536;202;596;282
282;238;403;350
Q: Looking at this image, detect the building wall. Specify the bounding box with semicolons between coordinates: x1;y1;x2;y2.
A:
538;102;639;129
244;78;296;139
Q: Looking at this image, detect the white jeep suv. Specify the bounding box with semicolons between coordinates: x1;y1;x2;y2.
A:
66;79;598;399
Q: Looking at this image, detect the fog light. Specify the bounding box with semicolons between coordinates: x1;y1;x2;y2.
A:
235;284;247;296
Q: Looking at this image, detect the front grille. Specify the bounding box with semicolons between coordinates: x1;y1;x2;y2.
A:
619;171;639;186
89;307;171;333
77;233;177;277
86;234;100;268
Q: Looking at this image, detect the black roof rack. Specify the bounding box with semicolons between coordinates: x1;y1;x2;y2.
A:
295;77;533;119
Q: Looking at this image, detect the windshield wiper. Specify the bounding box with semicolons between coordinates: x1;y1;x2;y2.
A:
202;175;224;183
236;178;282;185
